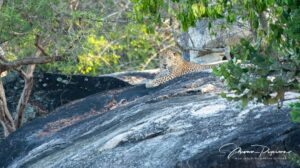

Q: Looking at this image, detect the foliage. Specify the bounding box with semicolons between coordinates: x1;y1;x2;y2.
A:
214;1;300;109
288;152;300;166
0;0;166;76
290;101;300;123
73;23;159;75
1;0;64;57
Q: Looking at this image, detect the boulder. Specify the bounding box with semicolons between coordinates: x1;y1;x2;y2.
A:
1;72;130;139
0;71;299;168
179;19;252;63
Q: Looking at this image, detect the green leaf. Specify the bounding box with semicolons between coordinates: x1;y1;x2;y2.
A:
290;107;300;123
242;98;248;108
276;6;283;15
227;13;236;23
266;0;275;5
220;92;227;98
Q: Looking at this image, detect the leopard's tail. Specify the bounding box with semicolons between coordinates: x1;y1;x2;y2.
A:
187;60;227;72
200;60;228;69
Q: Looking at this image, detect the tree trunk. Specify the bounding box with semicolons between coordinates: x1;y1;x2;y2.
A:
14;64;36;128
0;79;16;137
0;37;63;136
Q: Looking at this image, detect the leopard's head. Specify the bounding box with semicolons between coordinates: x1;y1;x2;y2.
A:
159;50;182;70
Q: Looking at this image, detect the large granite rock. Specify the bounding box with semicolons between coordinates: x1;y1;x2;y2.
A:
0;71;299;168
3;72;131;122
0;72;131;139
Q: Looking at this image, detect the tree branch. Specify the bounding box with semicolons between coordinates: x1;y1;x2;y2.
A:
14;68;27;79
14;63;36;128
0;79;16;137
0;56;63;72
0;35;64;73
34;35;50;57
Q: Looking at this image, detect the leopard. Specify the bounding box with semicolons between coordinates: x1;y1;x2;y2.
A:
145;50;227;88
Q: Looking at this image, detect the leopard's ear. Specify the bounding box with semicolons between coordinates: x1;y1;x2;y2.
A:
173;52;182;58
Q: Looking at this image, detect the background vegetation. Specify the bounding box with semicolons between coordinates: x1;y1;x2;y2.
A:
0;0;180;76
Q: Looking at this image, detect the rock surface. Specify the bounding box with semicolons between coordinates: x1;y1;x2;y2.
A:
99;69;159;85
0;71;300;168
4;72;130;115
179;19;252;63
0;72;130;139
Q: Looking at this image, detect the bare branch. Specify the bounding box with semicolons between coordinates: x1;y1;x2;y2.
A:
9;31;28;36
14;51;41;128
0;80;16;137
14;64;36;128
0;55;63;72
14;68;27;79
0;35;64;73
34;35;50;57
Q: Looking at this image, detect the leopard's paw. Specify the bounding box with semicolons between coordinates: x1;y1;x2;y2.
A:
145;80;159;88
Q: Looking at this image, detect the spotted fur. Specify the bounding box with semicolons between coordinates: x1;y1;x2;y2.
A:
145;50;227;88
